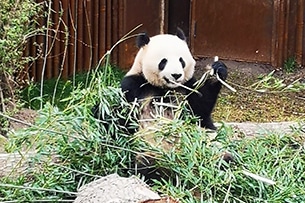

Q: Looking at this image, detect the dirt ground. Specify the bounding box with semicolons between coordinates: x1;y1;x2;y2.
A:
195;57;274;76
9;108;37;130
195;58;305;123
195;57;305;86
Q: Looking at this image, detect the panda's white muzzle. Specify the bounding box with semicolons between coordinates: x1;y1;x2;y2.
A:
163;74;184;88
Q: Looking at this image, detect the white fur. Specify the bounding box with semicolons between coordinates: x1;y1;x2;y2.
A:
127;34;196;88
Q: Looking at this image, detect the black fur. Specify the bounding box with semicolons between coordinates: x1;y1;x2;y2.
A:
158;58;167;71
136;33;150;48
212;61;228;80
176;27;186;41
121;61;228;130
179;57;186;68
137;28;186;48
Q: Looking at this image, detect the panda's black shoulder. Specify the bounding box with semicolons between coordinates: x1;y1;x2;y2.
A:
121;74;164;102
121;74;147;91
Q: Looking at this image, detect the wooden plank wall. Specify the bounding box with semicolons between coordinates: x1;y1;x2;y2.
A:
190;0;305;68
25;0;123;81
25;0;305;81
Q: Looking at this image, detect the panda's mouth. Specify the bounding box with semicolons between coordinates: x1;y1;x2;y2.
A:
163;76;181;88
164;77;171;84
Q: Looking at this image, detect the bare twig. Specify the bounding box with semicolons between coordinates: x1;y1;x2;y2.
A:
216;72;237;92
95;24;143;69
169;79;201;95
40;0;52;109
52;2;69;105
0;85;5;113
242;170;276;185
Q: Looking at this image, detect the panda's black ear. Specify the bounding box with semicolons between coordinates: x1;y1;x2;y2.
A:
136;33;150;48
176;27;186;41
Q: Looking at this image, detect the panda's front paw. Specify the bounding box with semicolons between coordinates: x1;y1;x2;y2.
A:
212;61;228;81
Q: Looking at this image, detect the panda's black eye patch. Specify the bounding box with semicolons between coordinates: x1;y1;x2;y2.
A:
158;58;167;71
179;57;186;68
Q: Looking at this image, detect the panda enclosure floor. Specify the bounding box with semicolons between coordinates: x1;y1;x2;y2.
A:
195;58;305;127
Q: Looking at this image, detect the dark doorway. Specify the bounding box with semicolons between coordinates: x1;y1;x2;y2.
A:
167;0;190;39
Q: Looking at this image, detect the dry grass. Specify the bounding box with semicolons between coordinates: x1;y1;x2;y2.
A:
213;68;305;122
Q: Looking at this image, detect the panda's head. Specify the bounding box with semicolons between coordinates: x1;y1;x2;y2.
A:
129;29;196;88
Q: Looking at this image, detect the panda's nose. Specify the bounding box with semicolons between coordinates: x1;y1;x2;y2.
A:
171;73;182;80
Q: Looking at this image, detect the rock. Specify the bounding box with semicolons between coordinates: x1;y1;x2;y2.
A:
74;174;172;203
228;121;301;136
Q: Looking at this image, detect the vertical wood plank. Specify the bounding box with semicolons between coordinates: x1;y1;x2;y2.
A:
76;0;84;73
52;0;60;79
92;0;99;68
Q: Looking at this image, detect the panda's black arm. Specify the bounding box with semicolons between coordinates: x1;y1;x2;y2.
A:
185;77;223;130
185;61;228;129
121;74;148;102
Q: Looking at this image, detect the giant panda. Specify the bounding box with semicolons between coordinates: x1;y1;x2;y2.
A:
121;28;227;131
119;28;229;183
